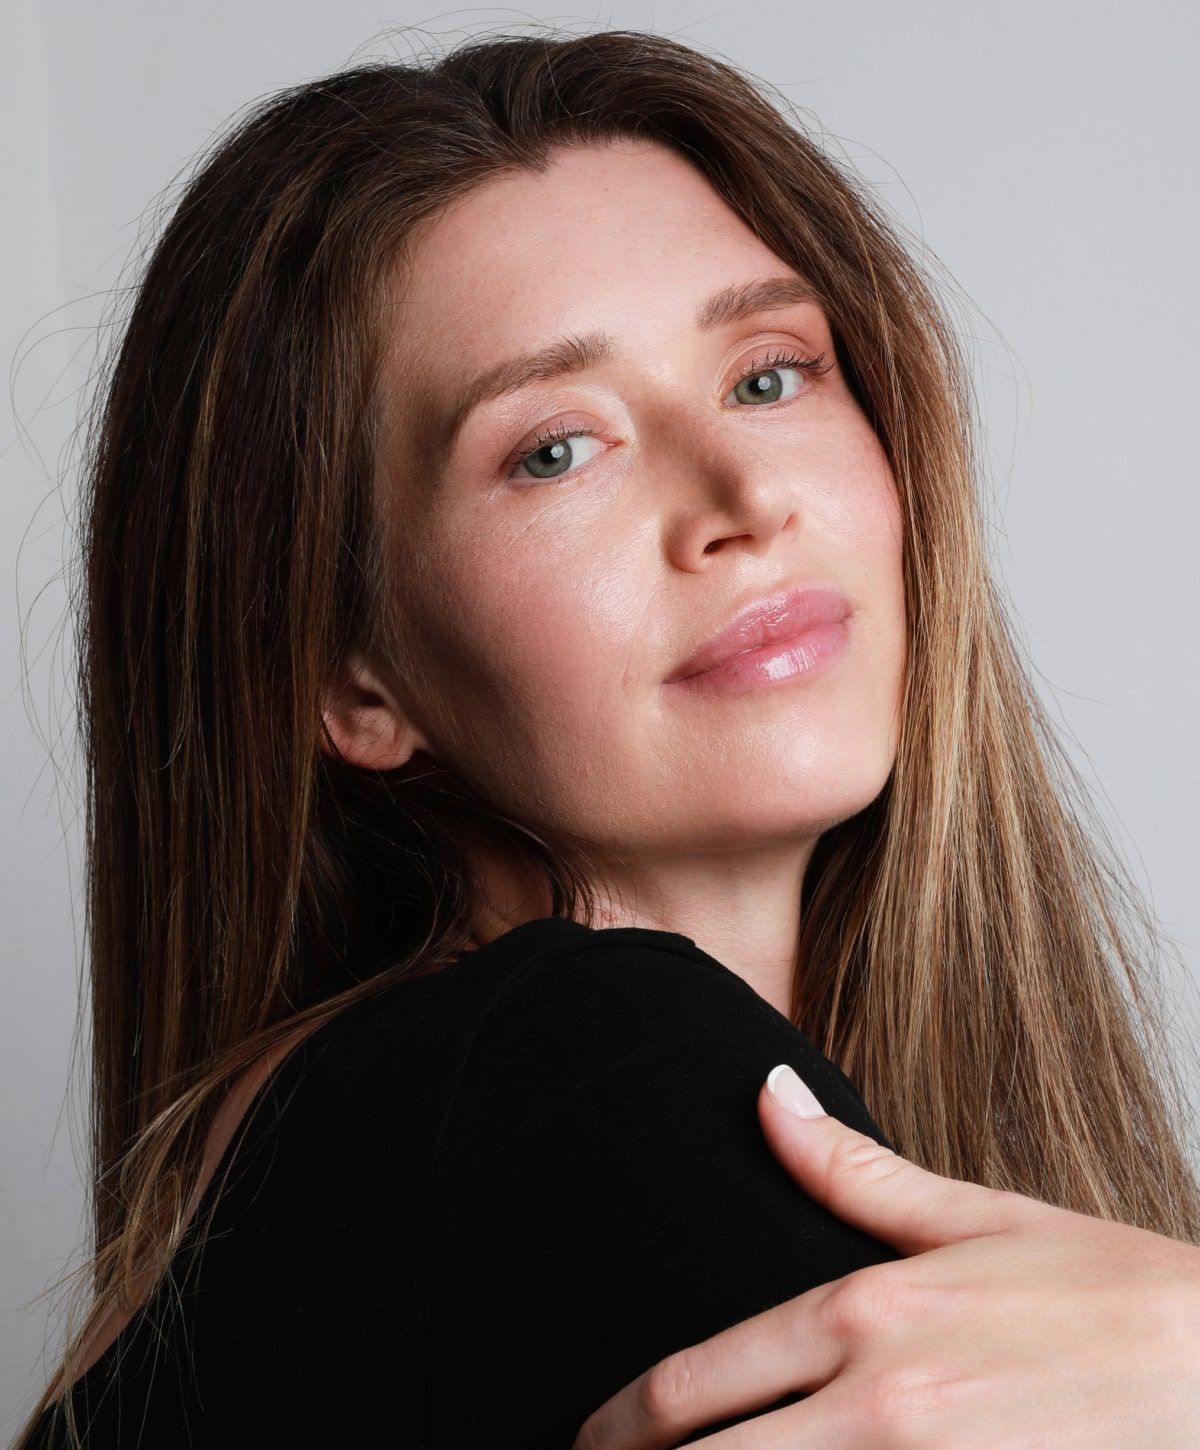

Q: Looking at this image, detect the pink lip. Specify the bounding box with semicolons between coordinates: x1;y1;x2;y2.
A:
664;583;853;689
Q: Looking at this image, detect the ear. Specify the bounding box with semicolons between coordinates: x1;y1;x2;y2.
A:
320;652;438;770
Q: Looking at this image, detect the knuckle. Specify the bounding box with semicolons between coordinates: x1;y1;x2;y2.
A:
825;1136;901;1193
821;1266;912;1343
821;1272;873;1343
639;1351;700;1427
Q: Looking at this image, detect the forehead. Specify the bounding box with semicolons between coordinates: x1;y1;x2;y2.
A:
390;139;805;364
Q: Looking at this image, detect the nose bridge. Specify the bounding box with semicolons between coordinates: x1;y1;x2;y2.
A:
647;381;799;533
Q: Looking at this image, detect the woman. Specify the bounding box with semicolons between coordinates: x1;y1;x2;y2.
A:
18;25;1200;1448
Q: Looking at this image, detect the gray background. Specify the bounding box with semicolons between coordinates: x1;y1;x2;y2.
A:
4;0;1197;1434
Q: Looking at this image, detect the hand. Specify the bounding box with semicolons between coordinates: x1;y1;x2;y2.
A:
571;1063;1200;1448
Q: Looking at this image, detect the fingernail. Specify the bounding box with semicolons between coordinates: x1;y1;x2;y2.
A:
767;1063;827;1119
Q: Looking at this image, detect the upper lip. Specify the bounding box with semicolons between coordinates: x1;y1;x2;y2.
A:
665;581;853;683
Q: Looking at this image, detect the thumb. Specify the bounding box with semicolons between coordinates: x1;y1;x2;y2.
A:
758;1063;1024;1256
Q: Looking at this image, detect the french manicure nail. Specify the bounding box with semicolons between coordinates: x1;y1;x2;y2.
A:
767;1063;827;1119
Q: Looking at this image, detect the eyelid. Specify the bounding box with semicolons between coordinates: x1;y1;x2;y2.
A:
500;339;832;483
500;412;602;480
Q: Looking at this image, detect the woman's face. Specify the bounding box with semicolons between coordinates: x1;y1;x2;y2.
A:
366;138;906;897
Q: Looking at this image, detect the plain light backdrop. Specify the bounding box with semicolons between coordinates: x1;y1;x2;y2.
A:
4;0;1198;1434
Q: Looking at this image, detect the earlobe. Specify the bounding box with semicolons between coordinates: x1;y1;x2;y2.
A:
319;654;436;770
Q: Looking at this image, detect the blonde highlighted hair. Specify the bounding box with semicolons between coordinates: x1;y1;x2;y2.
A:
19;23;1200;1446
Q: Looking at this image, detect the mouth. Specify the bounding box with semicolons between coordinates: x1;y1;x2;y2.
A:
664;582;854;684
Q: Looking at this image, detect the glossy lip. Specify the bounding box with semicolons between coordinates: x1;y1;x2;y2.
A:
664;582;854;684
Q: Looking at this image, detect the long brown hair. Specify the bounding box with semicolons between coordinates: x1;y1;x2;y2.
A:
20;23;1200;1445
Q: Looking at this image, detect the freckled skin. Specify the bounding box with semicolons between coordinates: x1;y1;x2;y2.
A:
327;138;907;1014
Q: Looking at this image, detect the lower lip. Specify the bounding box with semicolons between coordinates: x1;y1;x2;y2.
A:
666;616;852;697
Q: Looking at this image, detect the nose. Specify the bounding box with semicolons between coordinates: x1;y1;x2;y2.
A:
657;401;803;565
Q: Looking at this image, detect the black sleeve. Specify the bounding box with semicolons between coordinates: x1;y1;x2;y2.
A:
424;932;901;1448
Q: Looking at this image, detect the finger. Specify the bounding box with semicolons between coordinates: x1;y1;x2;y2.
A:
570;1280;848;1450
759;1063;1029;1254
668;1374;906;1449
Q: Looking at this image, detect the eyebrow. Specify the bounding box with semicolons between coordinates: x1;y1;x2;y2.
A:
431;273;821;457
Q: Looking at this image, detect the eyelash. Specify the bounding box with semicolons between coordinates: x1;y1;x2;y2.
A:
502;346;834;482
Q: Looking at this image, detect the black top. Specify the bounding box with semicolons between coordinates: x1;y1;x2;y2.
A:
25;915;900;1448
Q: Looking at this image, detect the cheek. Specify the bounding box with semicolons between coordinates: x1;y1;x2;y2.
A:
815;426;905;616
407;517;643;781
847;461;908;743
462;552;626;692
807;413;901;544
802;423;907;707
